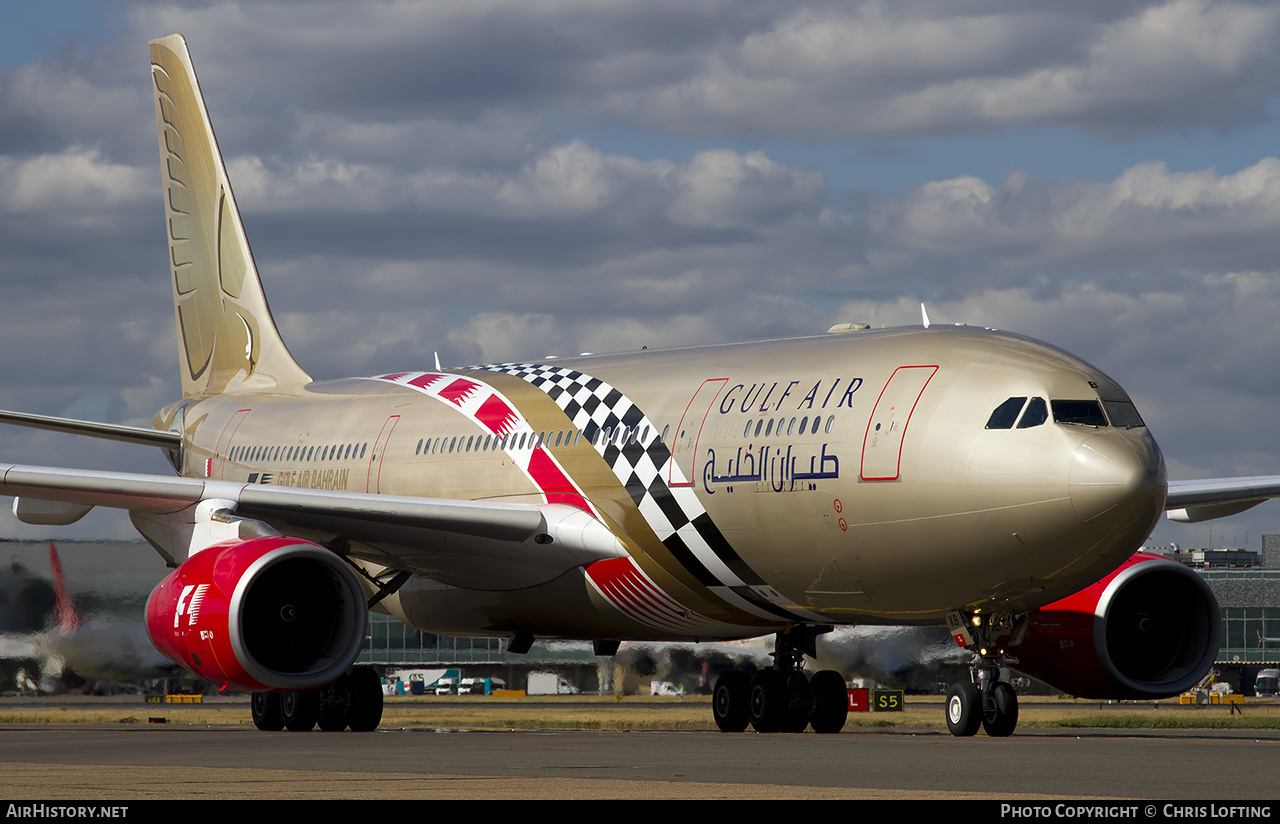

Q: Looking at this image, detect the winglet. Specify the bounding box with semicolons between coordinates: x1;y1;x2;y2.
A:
921;303;931;329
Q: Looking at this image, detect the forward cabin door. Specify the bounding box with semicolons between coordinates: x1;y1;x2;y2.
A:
860;366;937;481
669;378;728;486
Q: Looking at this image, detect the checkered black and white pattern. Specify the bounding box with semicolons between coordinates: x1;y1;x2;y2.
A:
480;363;825;623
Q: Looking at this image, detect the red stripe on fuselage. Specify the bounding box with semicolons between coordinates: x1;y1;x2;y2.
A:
527;448;592;512
585;557;702;632
474;394;518;436
366;371;594;516
438;378;480;406
408;373;446;390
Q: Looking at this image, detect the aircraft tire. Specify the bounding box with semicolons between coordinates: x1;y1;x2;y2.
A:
749;670;786;733
809;670;848;734
712;671;750;732
346;666;384;732
251;692;283;732
781;672;812;733
981;682;1019;737
317;675;349;732
282;690;320;732
945;681;981;737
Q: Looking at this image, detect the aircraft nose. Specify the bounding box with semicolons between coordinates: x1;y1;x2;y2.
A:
1068;433;1166;525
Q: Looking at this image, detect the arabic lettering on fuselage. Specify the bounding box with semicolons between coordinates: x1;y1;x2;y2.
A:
702;444;839;494
717;378;863;415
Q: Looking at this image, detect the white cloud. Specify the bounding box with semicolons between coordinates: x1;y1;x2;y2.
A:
447;312;569;364
495;140;659;218
597;1;1280;138
869;158;1280;274
0;148;148;214
666;149;825;229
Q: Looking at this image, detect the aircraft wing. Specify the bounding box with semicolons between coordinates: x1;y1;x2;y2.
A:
0;463;626;590
1165;476;1280;523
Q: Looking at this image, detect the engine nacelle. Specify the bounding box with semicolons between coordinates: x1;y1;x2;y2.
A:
146;536;367;692
1008;554;1220;698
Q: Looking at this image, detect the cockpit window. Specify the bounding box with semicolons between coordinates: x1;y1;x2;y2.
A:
1016;397;1048;429
1101;399;1144;428
985;397;1026;430
1051;399;1107;427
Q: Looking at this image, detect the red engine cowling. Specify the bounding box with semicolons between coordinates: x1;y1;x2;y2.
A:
1008;553;1220;698
146;536;367;692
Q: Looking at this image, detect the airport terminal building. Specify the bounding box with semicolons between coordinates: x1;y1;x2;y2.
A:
1160;536;1280;694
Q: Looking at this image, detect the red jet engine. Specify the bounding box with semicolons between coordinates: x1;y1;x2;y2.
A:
146;536;367;692
1009;553;1221;698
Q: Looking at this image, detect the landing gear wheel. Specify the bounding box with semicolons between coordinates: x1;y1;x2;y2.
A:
781;672;812;733
251;692;283;731
945;681;981;737
712;671;750;732
982;682;1019;737
346;666;384;732
809;670;848;734
749;670;786;733
281;690;320;732
317;675;349;732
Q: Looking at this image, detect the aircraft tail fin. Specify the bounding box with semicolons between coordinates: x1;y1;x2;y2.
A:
150;34;311;397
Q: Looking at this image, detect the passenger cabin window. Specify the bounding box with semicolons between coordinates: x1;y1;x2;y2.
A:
1051;399;1107;427
985;397;1026;430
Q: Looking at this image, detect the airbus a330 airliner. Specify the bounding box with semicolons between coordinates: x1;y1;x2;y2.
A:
0;34;1274;736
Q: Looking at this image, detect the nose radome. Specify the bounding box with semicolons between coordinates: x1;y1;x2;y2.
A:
1069;434;1164;524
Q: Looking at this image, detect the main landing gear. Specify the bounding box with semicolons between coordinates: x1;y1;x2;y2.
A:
944;611;1020;737
251;665;384;732
712;626;849;734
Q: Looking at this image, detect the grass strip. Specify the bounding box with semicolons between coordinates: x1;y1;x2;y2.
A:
2;696;1277;731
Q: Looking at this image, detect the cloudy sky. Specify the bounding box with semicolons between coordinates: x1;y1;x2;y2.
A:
1;0;1279;553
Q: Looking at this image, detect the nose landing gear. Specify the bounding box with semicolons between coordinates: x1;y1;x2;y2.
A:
945;610;1020;737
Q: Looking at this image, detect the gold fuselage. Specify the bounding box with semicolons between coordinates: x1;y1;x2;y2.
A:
159;325;1167;641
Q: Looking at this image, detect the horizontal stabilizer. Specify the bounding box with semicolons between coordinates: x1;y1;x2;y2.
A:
0;409;180;448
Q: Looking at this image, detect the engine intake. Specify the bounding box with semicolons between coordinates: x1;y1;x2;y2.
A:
146;536;367;692
1009;554;1220;699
